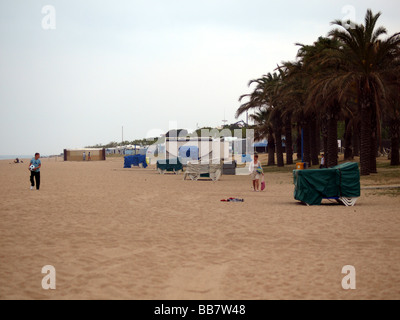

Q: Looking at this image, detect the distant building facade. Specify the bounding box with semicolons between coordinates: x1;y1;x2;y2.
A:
63;148;106;161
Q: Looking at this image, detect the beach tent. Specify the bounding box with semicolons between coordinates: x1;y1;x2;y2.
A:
178;146;199;164
253;141;268;154
165;137;229;163
124;155;148;168
241;154;252;163
232;138;248;155
139;147;148;156
293;162;360;206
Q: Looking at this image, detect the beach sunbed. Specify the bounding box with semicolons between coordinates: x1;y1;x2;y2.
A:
184;161;222;181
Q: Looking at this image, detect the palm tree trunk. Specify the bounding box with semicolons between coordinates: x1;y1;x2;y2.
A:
303;122;311;167
390;117;400;166
275;128;284;167
360;94;372;176
267;131;275;166
316;121;321;157
285;114;294;165
327;103;339;168
352;122;360;157
370;101;378;174
310;117;320;166
296;127;302;160
323;137;328;161
321;116;328;159
344;118;353;160
370;132;378;173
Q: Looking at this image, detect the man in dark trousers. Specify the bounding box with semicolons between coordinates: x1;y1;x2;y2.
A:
29;153;41;190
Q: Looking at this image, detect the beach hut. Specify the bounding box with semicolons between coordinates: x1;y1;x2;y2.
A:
165;137;230;163
63;148;106;161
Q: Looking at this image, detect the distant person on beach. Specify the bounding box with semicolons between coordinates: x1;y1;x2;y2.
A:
14;158;20;164
249;154;264;192
29;153;41;191
83;152;86;161
320;154;326;169
88;152;91;161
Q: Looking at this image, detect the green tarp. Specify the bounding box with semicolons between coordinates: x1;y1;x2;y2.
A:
157;159;183;172
293;162;361;206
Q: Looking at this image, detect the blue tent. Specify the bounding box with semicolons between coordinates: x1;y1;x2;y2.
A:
253;141;268;154
253;142;268;147
241;154;252;163
178;146;199;164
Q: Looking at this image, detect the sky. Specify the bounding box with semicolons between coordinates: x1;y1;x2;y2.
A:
0;0;399;156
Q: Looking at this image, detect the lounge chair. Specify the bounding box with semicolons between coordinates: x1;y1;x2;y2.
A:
184;161;222;181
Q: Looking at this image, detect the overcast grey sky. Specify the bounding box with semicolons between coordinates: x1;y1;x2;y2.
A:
0;0;399;155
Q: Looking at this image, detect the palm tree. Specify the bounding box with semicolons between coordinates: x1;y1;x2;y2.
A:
250;109;276;166
343;111;354;160
237;9;400;173
278;61;311;166
273;67;294;165
283;112;294;165
385;72;400;166
270;107;285;167
237;73;286;167
296;37;343;168
390;111;400;166
261;72;286;167
250;109;269;141
323;10;400;174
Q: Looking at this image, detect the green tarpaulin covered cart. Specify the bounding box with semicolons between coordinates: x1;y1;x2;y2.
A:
293;162;361;206
157;159;183;175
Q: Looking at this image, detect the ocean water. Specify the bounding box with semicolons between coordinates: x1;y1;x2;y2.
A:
0;155;33;160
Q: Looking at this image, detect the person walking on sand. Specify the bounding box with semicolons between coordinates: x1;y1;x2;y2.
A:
249;154;264;192
83;152;86;161
29;153;41;191
320;154;326;169
88;152;91;161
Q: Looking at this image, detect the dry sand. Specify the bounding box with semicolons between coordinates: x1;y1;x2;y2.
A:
0;157;399;300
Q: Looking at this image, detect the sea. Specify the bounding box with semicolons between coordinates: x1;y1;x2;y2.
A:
0;155;35;161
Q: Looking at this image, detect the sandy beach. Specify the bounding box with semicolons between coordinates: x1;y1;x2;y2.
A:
0;157;399;300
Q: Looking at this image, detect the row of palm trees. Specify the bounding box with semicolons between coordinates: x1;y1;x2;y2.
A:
236;10;400;175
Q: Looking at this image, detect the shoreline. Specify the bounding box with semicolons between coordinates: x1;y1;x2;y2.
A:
0;156;33;161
